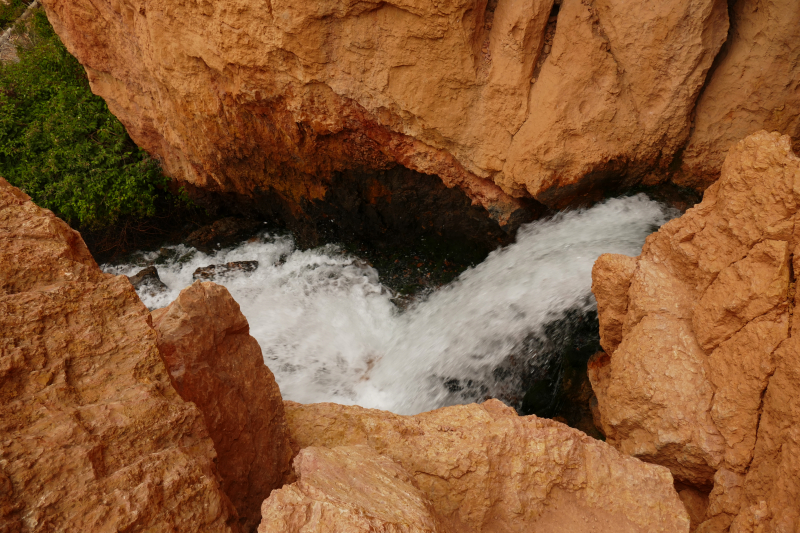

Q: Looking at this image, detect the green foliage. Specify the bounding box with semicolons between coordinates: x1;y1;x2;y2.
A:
0;10;169;229
0;0;27;30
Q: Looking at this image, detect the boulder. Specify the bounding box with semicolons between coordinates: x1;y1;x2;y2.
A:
127;265;169;297
0;178;239;532
153;281;294;533
284;399;690;533
185;218;262;253
38;0;749;225
589;131;800;530
259;445;452;533
192;261;259;282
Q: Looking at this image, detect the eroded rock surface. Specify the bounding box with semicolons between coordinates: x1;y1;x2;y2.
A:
0;178;239;532
0;177;102;295
37;0;769;228
153;281;294;533
589;131;800;531
284;399;690;533
259;445;452;533
679;0;800;189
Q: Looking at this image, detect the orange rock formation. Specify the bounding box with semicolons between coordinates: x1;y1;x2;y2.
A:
153;281;295;533
0;178;240;532
259;445;452;533
282;399;691;533
679;0;800;189
590;131;800;531
36;0;799;226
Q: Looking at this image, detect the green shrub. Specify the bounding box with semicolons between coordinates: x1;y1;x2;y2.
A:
0;10;169;229
0;0;28;30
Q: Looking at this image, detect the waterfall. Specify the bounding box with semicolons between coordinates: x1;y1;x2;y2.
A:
104;194;675;414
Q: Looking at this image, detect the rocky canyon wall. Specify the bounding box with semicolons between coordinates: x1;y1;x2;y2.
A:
678;0;800;189
590;131;800;532
0;177;240;532
0;176;299;532
36;0;800;236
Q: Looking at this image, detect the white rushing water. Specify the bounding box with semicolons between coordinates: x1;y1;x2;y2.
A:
104;194;675;414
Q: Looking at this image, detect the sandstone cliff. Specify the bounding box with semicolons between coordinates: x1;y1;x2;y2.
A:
152;281;295;533
0;177;240;532
35;0;800;236
282;399;690;533
590;131;800;532
679;0;800;188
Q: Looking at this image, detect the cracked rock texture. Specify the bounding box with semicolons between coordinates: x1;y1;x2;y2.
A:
589;131;800;532
259;445;452;533
152;281;294;533
679;0;800;189
283;399;690;533
37;0;797;228
0;178;239;532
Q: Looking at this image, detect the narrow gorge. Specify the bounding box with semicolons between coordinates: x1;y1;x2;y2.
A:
1;0;799;531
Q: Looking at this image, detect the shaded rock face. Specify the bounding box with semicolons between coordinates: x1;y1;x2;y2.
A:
39;0;795;234
185;217;263;253
259;445;452;533
152;281;295;533
0;178;239;532
285;165;535;247
284;399;690;533
589;131;800;531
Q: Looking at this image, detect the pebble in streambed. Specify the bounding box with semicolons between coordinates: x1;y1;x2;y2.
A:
104;194;676;415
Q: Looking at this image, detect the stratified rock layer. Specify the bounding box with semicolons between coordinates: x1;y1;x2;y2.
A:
259;445;452;533
38;0;759;225
589;131;800;531
153;281;294;533
284;399;690;533
0;178;239;532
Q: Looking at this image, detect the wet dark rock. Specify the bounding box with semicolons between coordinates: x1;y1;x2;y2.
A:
193;261;259;281
127;265;168;295
182;166;543;253
185;217;262;252
517;309;604;439
434;307;604;440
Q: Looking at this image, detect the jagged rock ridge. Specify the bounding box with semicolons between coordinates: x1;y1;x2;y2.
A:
590;131;800;532
0;177;240;532
152;281;294;533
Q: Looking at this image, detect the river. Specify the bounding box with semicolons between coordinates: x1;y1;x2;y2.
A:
103;193;675;415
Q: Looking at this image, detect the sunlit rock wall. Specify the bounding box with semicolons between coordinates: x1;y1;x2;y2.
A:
37;0;798;231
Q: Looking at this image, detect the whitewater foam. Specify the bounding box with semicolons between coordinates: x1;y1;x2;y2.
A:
104;194;675;414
